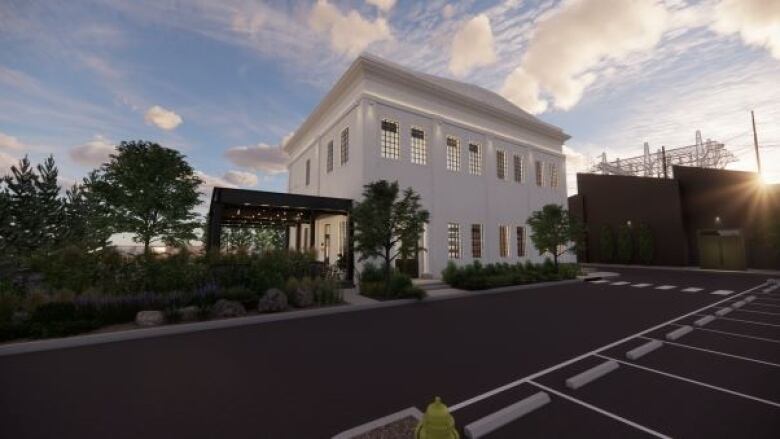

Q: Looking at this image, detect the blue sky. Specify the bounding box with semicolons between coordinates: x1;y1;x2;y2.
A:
1;0;779;201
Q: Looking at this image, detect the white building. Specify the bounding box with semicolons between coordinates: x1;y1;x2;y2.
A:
281;54;570;278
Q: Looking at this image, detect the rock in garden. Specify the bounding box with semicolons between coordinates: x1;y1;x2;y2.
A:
258;288;288;313
135;310;165;327
212;299;247;318
178;305;200;322
293;286;313;308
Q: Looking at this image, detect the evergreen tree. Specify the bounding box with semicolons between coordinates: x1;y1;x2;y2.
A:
616;224;634;264
637;223;654;264
63;171;115;251
34;155;64;247
599;224;615;263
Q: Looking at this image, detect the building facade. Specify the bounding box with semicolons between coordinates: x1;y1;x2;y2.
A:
570;166;780;270
283;54;571;278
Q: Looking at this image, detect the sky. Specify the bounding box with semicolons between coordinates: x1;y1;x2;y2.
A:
1;0;779;203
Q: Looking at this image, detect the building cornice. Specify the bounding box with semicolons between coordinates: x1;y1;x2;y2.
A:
284;55;571;156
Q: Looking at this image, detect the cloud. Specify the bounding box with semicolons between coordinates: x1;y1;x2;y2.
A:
223;170;258;187
442;4;456;20
366;0;396;13
70;135;115;167
501;0;669;113
224;143;288;175
309;0;392;57
449;14;497;77
562;144;591;194
144;105;183;130
232;10;266;36
0;132;27;151
712;0;780;59
0;151;17;177
195;171;237;200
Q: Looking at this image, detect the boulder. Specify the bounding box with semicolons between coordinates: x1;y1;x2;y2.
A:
292;286;314;308
212;299;246;319
135;310;165;327
178;305;200;322
258;288;288;313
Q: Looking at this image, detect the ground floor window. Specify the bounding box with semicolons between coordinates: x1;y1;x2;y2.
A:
516;226;526;257
499;225;510;257
448;223;461;259
471;224;482;258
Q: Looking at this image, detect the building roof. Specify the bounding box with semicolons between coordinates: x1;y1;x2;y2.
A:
284;53;569;155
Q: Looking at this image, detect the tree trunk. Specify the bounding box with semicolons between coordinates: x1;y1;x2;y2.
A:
383;247;392;294
553;252;559;272
143;237;151;255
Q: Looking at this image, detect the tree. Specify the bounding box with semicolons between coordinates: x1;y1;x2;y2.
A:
637;223;654;264
526;204;583;270
616;224;633;264
1;155;64;259
62;171;115;251
599;224;615;263
91;141;202;254
352;180;429;289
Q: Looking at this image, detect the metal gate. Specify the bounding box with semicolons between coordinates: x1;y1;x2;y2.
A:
698;229;746;270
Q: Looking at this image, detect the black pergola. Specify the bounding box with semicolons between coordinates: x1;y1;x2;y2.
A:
206;187;354;281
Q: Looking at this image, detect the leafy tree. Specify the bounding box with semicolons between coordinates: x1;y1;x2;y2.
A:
637;223;654;264
62;171;115;251
526;204;583;270
352;180;429;289
616;224;634;264
91;141;202;254
599;224;615;263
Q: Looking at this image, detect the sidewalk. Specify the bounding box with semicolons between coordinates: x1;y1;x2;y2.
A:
342;288;379;305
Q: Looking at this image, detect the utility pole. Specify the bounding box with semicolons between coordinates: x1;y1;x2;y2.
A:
661;146;668;179
751;110;762;174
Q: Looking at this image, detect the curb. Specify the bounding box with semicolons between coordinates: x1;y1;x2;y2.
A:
580;263;780;276
0;278;581;357
332;407;422;439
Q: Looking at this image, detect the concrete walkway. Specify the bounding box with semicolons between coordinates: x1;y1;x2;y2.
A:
342;288;379;305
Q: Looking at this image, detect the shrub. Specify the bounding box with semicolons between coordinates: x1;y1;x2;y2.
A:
616;225;633;264
600;225;615;263
222;285;258;308
637;223;654;265
441;260;578;290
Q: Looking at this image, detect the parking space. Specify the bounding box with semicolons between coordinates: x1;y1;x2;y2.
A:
450;278;780;438
1;268;777;438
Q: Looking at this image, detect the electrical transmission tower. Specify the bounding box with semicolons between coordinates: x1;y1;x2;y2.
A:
590;131;737;178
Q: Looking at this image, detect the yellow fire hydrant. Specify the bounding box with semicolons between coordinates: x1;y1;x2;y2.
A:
415;397;459;439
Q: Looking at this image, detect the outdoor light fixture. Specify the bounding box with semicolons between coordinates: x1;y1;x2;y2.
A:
715;216;721;225
626;220;632;227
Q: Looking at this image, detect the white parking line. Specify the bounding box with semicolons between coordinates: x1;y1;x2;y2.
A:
655;285;676;290
631;283;652;288
684;325;780;344
711;290;735;296
681;287;703;293
755;296;780;303
639;336;780;368
733;307;780;317
702;315;780;328
589;280;611;284
447;280;769;413
596;354;780;409
611;281;630;286
748;301;780;309
528;381;671;439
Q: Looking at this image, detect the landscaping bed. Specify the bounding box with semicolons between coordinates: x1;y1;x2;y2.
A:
441;260;580;290
0;249;344;343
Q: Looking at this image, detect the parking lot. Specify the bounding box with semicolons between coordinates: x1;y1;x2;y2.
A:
450;273;780;438
0;267;777;438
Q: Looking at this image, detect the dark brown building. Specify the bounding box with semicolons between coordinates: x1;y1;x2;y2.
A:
569;166;780;270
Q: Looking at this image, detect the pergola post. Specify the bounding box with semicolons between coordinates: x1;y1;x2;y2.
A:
206;203;223;253
346;212;355;285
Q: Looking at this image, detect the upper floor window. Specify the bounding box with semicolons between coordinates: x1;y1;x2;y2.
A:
381;119;400;160
446;136;460;172
535;161;543;187
468;143;481;175
499;225;510;257
305;159;311;186
471;224;482;258
410;127;427;165
548;162;559;188
341;128;349;165
513;154;523;183
326;141;334;173
448;223;461;259
496;149;507;180
516;226;526;257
